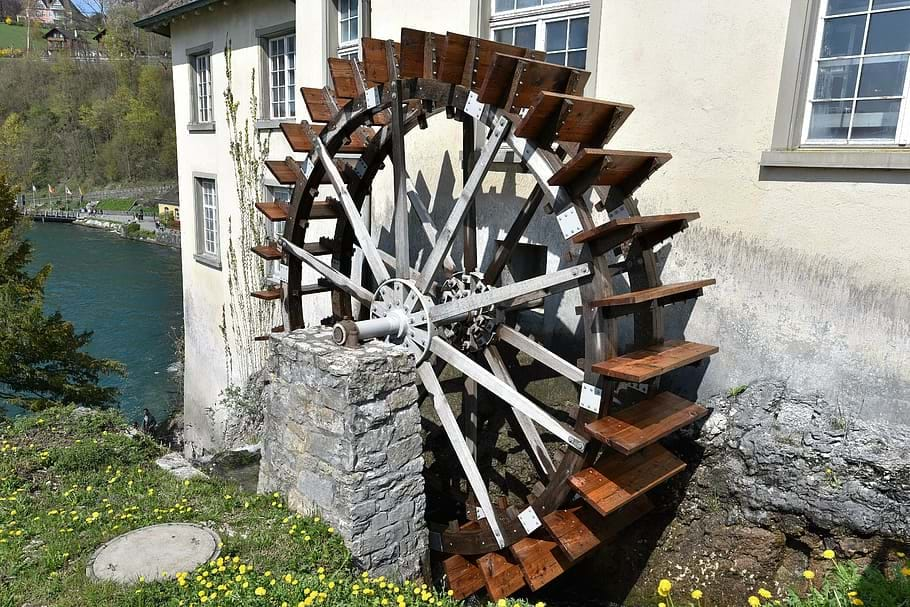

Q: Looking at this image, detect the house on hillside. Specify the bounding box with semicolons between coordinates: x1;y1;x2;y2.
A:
42;27;92;56
30;0;85;26
138;0;910;458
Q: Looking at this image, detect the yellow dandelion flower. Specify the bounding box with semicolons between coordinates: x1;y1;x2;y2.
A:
691;590;703;600
822;549;836;560
803;570;815;580
852;600;864;606
759;588;772;599
748;596;761;607
657;579;672;597
254;586;267;596
497;600;507;607
901;567;910;577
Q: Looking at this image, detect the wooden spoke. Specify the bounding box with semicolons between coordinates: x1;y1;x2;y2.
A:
387;40;411;280
301;124;391;284
497;325;584;385
279;237;374;306
415;116;512;293
462;118;478;272
430;337;587;452
429;264;592;325
417;363;506;548
483;345;556;478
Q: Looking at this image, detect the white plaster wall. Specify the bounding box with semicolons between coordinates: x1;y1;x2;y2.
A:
594;0;910;421
169;0;297;457
595;0;910;287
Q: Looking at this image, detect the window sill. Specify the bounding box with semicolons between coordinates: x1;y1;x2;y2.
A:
187;122;215;133
256;119;288;131
760;148;910;170
194;254;222;270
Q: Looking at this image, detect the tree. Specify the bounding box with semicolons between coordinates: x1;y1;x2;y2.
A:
0;176;124;410
0;0;23;18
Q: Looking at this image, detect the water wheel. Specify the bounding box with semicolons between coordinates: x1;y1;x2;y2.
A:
252;28;717;600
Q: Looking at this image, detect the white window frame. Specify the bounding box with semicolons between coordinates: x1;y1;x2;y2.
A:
337;0;362;59
194;177;220;267
490;0;590;68
268;33;297;120
194;53;213;124
801;0;910;146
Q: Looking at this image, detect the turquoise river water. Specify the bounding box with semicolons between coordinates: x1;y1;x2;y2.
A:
25;223;184;423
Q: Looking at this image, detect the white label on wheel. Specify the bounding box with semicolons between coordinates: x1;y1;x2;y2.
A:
464;91;484;120
365;86;381;109
302;156;315;179
518;507;542;534
556;206;584;239
579;382;602;413
277;263;289;283
475;506;486;521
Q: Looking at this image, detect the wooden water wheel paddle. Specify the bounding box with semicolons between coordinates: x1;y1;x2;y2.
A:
253;28;717;600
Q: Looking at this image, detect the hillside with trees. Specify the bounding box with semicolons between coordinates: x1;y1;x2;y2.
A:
0;1;176;190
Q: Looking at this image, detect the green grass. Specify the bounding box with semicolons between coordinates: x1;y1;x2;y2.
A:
652;554;909;607
0;408;523;607
96;198;136;212
0;23;47;52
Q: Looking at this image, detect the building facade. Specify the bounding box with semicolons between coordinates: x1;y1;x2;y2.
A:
139;0;910;457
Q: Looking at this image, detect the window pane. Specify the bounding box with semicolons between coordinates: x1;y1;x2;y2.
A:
495;0;514;11
493;28;513;44
568;17;588;49
546;20;568;52
851;99;901;138
865;10;910;53
545;51;566;65
814;58;860;98
820;15;866;57
872;0;910;7
515;24;536;49
808;101;853;139
858;55;909;96
827;0;869;14
567;50;586;68
517;0;539;8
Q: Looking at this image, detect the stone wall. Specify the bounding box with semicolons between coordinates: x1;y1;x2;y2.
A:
258;328;429;580
155;227;180;248
542;380;910;606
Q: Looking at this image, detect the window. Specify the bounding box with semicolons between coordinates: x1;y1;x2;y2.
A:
337;0;361;59
491;0;589;68
804;0;910;144
195;178;220;265
268;33;296;119
194;53;213;123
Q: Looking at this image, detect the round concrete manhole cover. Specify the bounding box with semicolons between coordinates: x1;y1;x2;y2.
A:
87;523;221;583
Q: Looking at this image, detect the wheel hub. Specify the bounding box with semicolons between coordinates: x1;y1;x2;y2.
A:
439;272;498;353
333;278;434;362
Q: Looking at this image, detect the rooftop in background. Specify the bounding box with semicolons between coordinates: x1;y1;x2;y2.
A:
134;0;222;37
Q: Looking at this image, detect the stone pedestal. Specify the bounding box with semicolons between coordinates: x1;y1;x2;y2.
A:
258;328;428;579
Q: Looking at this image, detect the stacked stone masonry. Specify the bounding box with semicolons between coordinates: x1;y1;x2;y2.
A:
258;328;428;580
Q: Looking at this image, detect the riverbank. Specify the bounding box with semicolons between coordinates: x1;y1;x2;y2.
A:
74;216;181;250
